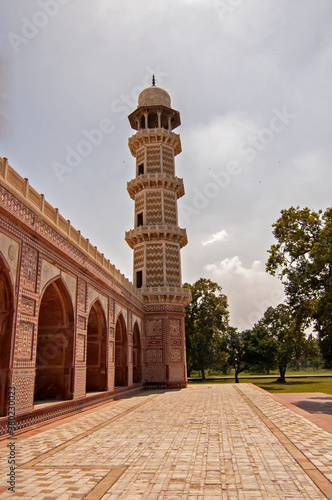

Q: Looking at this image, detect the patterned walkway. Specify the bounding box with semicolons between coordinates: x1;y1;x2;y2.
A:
0;384;331;499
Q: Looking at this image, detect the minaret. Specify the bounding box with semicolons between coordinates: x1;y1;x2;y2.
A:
126;77;191;388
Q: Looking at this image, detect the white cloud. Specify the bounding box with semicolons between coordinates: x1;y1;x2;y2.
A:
205;255;261;275
184;113;258;167
204;256;285;330
202;229;228;246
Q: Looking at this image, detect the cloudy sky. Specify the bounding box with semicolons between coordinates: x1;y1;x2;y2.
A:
1;0;332;330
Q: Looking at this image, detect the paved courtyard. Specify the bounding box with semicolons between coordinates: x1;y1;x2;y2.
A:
0;383;331;499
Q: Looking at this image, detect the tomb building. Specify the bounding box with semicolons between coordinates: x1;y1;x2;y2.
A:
0;79;190;434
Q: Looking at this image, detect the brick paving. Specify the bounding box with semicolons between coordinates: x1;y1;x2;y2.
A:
0;384;331;499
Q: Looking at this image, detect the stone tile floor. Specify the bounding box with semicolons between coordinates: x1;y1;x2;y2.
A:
0;384;331;499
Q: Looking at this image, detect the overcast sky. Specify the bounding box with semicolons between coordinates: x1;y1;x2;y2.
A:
1;0;332;330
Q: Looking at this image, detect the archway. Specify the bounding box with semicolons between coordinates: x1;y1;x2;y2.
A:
161;111;169;129
115;314;128;386
34;278;74;401
148;112;158;128
0;257;14;417
86;300;107;392
133;322;142;384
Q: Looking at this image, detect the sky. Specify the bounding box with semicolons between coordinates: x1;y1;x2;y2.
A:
1;0;332;330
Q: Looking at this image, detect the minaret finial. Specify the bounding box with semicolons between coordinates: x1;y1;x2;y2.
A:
152;74;155;86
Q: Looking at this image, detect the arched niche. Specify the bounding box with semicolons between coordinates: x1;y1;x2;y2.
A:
34;278;74;402
148;112;158;129
0;256;14;417
86;300;107;392
114;314;128;387
161;111;170;129
132;322;142;384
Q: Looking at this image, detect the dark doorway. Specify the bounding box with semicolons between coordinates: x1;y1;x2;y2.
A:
115;314;128;386
86;300;107;392
133;322;142;383
34;279;74;401
0;257;14;416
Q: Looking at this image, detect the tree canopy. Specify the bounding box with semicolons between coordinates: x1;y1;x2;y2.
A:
266;206;332;367
224;327;248;383
255;304;303;382
184;278;229;379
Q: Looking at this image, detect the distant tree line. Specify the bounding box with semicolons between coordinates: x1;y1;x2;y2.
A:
184;206;332;381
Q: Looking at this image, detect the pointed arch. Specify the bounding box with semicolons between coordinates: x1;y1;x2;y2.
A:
161;111;169;129
86;299;107;392
132;321;142;384
34;277;74;401
115;313;128;386
0;254;14;417
148;112;158;128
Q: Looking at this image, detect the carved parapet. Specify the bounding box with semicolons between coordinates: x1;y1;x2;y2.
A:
141;285;192;306
125;225;188;249
127;173;185;199
128;129;181;157
0;157;142;301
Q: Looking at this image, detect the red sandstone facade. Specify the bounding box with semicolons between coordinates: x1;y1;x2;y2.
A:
0;83;190;435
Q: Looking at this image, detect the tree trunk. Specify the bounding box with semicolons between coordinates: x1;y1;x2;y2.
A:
277;365;286;383
235;370;239;383
201;367;205;381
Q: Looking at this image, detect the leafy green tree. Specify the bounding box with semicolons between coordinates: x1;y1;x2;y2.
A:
224;327;277;382
224;327;249;383
184;278;229;380
211;349;230;375
301;334;323;370
245;325;277;374
256;304;304;382
266;206;332;367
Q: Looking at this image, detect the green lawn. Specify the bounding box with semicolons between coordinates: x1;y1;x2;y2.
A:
240;377;332;395
189;368;332;378
188;376;332;395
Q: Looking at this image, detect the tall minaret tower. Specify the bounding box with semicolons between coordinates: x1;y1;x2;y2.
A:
126;77;191;388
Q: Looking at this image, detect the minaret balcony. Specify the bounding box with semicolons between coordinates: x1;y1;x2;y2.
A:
127;173;185;199
128;128;181;156
125;224;188;249
140;285;192;306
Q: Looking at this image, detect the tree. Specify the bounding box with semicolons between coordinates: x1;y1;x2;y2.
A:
256;304;303;382
244;325;277;374
184;278;229;380
224;327;248;383
301;334;323;370
266;206;332;367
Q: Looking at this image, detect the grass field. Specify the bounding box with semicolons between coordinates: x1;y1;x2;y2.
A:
188;373;332;395
249;377;332;394
190;368;332;378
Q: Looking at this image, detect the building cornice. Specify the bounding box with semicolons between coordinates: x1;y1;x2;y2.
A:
128;128;181;157
125;224;188;249
0;157;143;303
141;285;192;306
127;173;185;199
